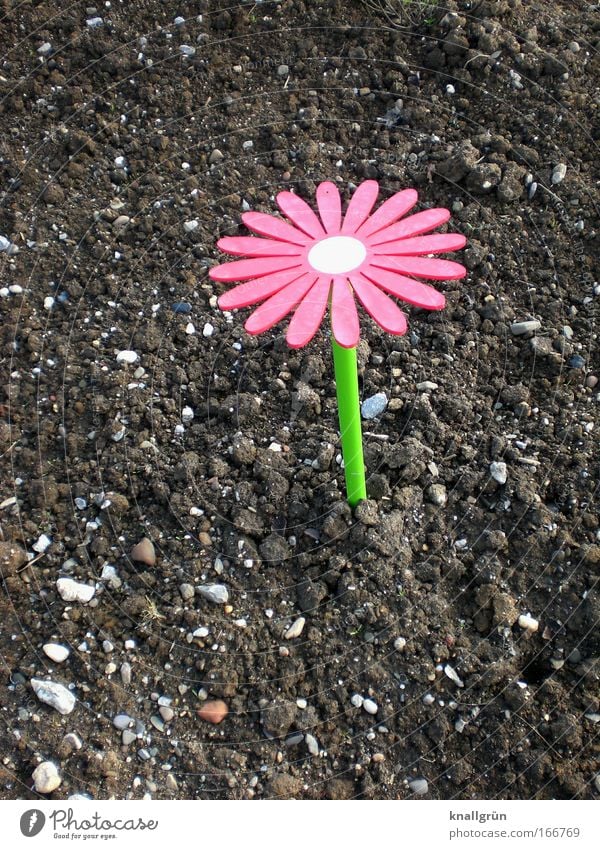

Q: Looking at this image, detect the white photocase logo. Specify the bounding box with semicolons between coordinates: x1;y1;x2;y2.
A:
20;810;46;837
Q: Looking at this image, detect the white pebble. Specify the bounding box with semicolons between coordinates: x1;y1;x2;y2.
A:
56;577;95;603
518;613;539;632
116;350;138;364
409;778;429;795
489;461;508;484
510;320;541;335
181;405;194;423
551;163;567;184
394;637;407;651
363;698;378;715
202;322;214;337
444;664;464;688
423;693;435;706
305;733;319;755
32;761;61;793
44;296;55;310
43;644;70;663
350;694;364;708
86;17;104;28
114;155;127;169
33;534;52;553
183;219;199;233
185;322;196;335
31;679;76;715
284;617;306;640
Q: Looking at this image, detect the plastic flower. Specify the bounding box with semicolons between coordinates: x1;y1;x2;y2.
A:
209;180;466;349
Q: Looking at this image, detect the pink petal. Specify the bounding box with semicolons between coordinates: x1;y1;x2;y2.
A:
244;273;318;335
286;276;331;349
209;255;302;283
356;188;418;238
241;211;310;245
369;208;451;245
217;268;306;310
331;276;359;348
372;233;467;256
217;236;303;257
341;180;380;234
370;255;467;280
350;275;407;335
316;181;342;233
360;267;445;310
276;191;326;239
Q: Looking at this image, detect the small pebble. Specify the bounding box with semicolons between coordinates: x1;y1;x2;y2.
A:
32;761;61;794
172;302;192;314
394;637;407;651
409;778;429;795
198;584;229;604
209;148;224;164
183;219;199;233
568;354;585;369
417;381;438;392
203;322;214;337
423;693;435;706
361;393;388;419
43;644;70;663
56;578;95;603
198;700;229;724
305;734;319;756
33;534;52;553
350;694;364;708
113;714;134;730
150;715;165;732
179;583;195;601
444;664;464;688
551;163;567;184
284;617;306;640
31;679;76;715
120;663;132;685
518;613;539;632
122;730;136;745
116;350;139;364
510;320;541;336
490;461;508;485
363;698;378;715
130;537;156;566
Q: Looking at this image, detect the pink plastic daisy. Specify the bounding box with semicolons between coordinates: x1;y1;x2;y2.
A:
209;180;466;349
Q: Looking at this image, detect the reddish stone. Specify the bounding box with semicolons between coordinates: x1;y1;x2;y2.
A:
198;700;228;724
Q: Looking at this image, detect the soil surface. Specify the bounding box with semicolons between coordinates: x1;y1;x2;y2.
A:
0;0;598;801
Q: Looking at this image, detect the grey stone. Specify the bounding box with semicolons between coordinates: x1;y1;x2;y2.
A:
197;583;229;604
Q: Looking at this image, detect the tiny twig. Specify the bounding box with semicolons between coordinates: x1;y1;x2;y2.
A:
17;551;47;572
0;441;19;460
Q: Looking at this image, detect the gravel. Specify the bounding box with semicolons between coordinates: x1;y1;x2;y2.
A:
361;393;388;419
56;578;95;603
32;761;61;794
31;679;76;715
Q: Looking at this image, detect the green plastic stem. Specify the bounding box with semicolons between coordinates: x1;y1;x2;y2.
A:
331;338;367;507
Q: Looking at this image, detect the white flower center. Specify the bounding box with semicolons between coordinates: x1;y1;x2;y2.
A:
307;236;367;274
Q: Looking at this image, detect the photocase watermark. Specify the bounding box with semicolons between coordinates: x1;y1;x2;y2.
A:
20;810;46;837
18;808;158;840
